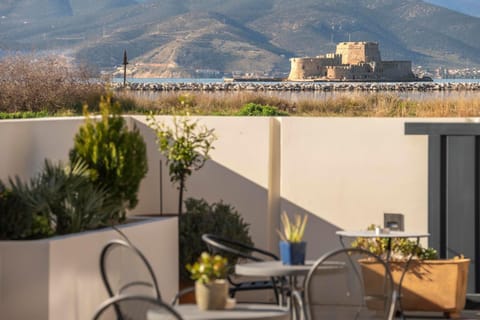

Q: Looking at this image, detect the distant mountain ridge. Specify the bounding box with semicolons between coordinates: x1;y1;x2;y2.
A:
0;0;479;77
423;0;480;17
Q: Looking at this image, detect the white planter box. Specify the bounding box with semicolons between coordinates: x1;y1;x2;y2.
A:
0;217;178;320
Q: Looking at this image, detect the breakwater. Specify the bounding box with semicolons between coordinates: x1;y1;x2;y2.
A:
112;81;480;92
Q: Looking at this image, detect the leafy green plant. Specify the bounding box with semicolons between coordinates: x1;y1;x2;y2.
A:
179;198;253;280
148;115;216;215
70;95;148;220
237;103;289;116
7;160;122;237
277;211;308;243
186;252;228;284
351;224;438;260
0;181;33;240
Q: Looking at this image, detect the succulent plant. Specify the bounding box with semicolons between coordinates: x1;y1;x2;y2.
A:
186;252;228;284
277;211;308;243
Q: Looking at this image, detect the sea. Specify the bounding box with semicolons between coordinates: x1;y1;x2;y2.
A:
113;78;480;102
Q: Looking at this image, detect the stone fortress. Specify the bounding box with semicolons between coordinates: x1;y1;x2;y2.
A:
288;41;421;81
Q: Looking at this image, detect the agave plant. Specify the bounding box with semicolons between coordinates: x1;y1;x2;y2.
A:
8;159;122;237
277;211;308;243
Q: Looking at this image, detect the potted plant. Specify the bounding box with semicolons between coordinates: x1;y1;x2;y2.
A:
352;225;470;318
186;251;229;310
277;211;308;265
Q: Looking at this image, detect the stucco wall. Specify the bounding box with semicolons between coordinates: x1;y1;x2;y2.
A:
279;118;430;258
0;117;84;181
132;116;273;250
1;116;471;254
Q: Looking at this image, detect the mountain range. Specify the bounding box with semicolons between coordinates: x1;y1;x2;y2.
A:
0;0;479;77
423;0;480;17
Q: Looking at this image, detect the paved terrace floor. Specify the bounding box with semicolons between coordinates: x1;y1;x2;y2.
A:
399;310;480;319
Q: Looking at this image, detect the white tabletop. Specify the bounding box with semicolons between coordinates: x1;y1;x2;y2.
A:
336;230;430;238
235;260;344;277
148;303;289;320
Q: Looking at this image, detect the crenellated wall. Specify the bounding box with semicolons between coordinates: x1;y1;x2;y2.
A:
336;41;381;65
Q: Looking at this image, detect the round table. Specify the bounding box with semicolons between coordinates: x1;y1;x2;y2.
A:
235;260;315;277
148;303;289;320
336;229;430;315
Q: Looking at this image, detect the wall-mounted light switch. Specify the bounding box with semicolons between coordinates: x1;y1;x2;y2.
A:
384;213;404;231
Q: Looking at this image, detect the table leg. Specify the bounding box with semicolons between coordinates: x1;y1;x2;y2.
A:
396;236;420;316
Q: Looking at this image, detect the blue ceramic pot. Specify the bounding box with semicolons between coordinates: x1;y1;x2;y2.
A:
279;241;306;265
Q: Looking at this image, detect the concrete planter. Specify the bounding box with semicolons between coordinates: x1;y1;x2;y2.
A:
361;258;470;318
0;217;178;320
195;279;228;310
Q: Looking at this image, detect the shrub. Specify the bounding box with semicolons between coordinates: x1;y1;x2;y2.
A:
70;95;148;220
179;198;253;280
5;160;122;238
0;53;105;113
237;103;289;116
351;224;438;260
0;181;32;240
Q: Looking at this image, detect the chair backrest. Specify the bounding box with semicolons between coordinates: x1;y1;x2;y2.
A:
202;233;279;262
100;239;162;300
302;247;396;320
92;294;184;320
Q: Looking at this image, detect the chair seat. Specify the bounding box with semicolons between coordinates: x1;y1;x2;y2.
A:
230;280;276;292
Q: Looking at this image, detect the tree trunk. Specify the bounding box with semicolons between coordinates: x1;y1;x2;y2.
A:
178;177;185;216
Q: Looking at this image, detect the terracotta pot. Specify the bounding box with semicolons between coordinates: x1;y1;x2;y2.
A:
360;258;470;318
179;279;196;304
195;279;228;310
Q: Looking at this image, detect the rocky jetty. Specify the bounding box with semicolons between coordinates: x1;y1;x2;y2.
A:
112;81;480;92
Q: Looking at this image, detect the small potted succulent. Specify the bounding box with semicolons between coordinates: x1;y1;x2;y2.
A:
277;211;308;265
186;252;229;310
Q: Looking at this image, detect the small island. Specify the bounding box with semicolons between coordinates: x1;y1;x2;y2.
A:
288;41;431;82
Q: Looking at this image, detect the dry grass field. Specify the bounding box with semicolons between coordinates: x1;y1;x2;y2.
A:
114;90;480;117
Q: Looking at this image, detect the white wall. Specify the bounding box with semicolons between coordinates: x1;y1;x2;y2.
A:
0;218;178;320
280;117;430;258
1;116;469;256
132;116;273;250
4;116;478;308
0;117;84;181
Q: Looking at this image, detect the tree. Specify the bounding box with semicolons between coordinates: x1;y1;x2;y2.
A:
148;115;216;215
70;95;148;220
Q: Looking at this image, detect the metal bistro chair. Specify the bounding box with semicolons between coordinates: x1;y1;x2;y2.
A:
100;237;193;305
293;247;396;320
201;233;286;305
92;294;184;320
100;238;162;300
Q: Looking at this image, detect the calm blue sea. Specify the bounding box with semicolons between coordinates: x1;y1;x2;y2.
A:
113;77;480;84
112;78;480;101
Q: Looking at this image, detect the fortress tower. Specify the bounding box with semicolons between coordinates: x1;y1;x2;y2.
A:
287;41;416;81
335;42;381;65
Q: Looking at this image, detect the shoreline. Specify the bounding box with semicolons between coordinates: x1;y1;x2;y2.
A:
112;81;480;92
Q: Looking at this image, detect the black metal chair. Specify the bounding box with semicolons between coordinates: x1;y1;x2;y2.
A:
100;238;162;300
92;294;184;320
201;233;285;304
100;235;193;305
294;247;396;320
